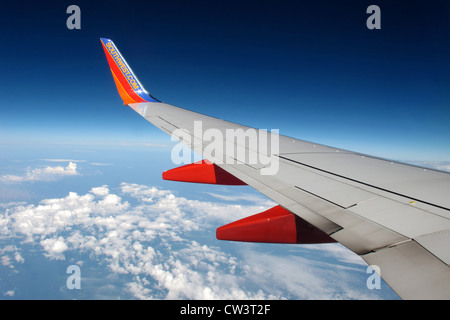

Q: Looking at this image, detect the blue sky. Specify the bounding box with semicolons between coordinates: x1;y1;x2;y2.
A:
0;0;449;161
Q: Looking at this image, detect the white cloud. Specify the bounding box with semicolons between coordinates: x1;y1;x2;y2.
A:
3;290;15;297
90;162;112;166
39;159;85;163
0;182;380;299
40;237;68;260
14;252;24;264
90;186;110;197
403;160;450;173
1;255;11;267
0;162;79;182
240;249;376;300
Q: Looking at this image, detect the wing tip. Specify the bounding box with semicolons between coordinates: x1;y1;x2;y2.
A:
100;37;160;105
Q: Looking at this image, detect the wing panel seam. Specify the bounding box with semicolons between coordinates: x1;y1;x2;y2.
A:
294;186;357;209
278;155;450;212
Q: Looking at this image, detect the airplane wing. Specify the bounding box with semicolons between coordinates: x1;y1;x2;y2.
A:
100;38;450;299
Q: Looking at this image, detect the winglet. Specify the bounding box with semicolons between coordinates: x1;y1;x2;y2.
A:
100;38;159;105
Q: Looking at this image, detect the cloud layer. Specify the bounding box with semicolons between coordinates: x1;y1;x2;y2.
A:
0;182;385;299
0;162;78;182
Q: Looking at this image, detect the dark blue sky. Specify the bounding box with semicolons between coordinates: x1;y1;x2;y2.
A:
1;0;449;160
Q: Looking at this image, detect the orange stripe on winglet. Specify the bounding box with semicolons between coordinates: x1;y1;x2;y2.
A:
110;68;137;105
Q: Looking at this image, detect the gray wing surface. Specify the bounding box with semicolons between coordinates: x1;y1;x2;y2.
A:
130;101;450;300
